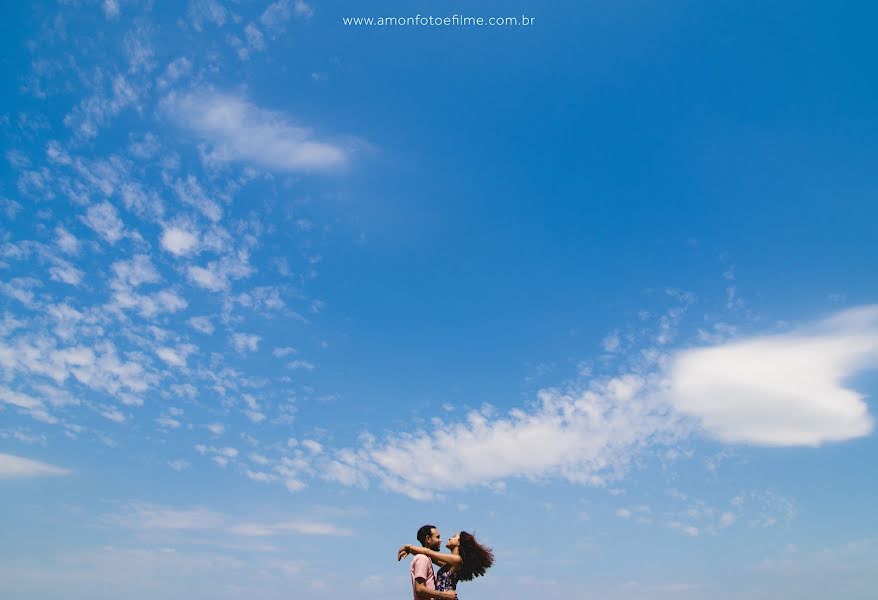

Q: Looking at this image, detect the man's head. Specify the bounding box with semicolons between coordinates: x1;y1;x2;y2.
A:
416;524;441;550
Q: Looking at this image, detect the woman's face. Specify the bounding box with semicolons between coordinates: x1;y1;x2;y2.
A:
445;533;460;550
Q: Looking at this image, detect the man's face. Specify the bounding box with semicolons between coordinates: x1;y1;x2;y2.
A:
425;528;442;551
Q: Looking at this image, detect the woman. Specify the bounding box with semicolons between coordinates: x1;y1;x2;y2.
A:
398;531;494;596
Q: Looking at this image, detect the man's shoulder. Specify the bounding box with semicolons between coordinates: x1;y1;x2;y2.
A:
411;554;431;566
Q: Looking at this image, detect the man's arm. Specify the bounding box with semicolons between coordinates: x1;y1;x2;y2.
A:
414;578;457;600
400;544;462;568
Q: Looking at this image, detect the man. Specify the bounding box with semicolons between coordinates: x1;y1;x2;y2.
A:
407;524;457;600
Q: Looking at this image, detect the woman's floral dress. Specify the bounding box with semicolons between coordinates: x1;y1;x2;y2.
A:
435;565;459;595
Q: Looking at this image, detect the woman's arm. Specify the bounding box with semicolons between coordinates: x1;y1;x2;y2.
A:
400;544;462;568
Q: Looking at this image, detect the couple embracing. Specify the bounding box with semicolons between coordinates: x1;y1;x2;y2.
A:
398;524;494;600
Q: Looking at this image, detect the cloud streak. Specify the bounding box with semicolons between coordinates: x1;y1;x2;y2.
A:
0;453;70;478
163;90;350;172
325;373;686;500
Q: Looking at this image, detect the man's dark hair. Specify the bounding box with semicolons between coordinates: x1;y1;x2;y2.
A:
416;524;436;545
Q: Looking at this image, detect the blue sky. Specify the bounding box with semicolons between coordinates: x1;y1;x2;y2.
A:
1;1;877;598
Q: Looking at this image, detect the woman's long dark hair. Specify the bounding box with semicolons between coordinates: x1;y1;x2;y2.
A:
456;531;494;581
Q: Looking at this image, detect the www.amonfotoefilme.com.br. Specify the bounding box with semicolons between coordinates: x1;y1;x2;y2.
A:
341;14;536;28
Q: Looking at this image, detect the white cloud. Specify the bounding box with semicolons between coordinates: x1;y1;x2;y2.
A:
55;226;80;254
124;26;155;74
65;75;140;138
162;90;349;172
231;333;261;354
107;256;187;318
156;416;181;429
244;469;275;483
741;490;796;528
49;260;84;286
0;453;70;478
234;287;285;312
195;445;237;469
168;459;190;472
250;453;269;465
195;446;238;468
111;255;159;288
295;0;314;19
188;316;215;334
119;182;164;220
301;439;322;454
102;0;120;19
0;341;153;406
244;24;265;51
98;405;126;423
170;383;197;400
719;511;736;528
668;305;878;446
127;134;159;160
108;502;225;531
187;254;253;292
172;176;222;222
205;423;225;435
226;34;250;62
667;521;700;537
0;277;41;308
161;226;199;256
156;344;196;368
188;265;225;291
273;346;297;358
103;501;352;551
245;410;266;423
260;0;292;29
157;57;192;90
602;331;621;353
284;478;306;492
188;0;227;31
82;202;125;244
616;506;651;522
111;288;187;318
229;520;352;537
0;387;57;424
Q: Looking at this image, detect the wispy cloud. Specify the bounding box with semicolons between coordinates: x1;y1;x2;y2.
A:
326;372;684;500
105;501;225;531
0;452;70;478
229;519;352;537
155;344;196;368
260;0;313;31
102;0;120;20
188;316;214;334
231;332;261;354
187;253;253;293
64;75;141;138
81;202;126;244
104;501;352;537
188;0;227;31
162;90;351;172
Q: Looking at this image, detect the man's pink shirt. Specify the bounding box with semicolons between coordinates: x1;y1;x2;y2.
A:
411;554;435;600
